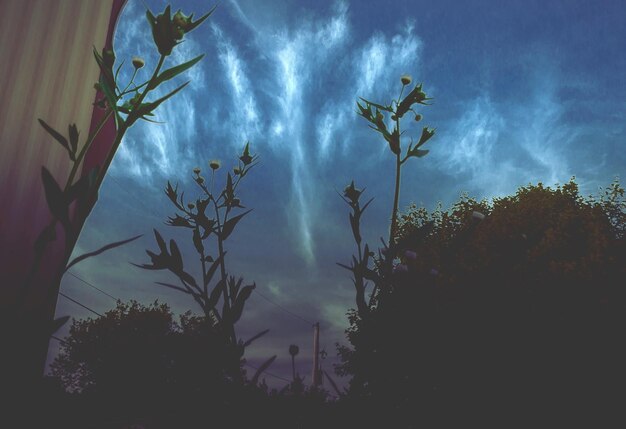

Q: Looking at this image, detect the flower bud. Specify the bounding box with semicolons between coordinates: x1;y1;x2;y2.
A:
391;115;397;121
193;167;201;175
132;56;145;69
196;176;205;184
401;75;412;86
209;160;221;170
188;203;195;209
233;167;241;175
103;49;115;68
414;114;422;122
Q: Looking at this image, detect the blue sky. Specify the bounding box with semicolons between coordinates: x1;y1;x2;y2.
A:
49;0;626;387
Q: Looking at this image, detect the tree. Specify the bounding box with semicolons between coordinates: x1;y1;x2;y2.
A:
337;178;626;421
51;301;244;417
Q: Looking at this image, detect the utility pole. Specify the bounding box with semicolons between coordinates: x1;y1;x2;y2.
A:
312;322;321;386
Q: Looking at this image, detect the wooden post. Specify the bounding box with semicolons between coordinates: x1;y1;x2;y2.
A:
312;322;321;386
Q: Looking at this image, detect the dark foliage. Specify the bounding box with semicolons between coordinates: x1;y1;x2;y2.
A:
337;179;626;424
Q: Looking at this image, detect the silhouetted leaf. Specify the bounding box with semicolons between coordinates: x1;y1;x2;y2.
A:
231;283;255;323
66;166;99;203
136;82;189;118
204;253;224;287
68;124;79;158
153;229;167;254
153;54;205;88
34;223;57;253
41;167;69;228
165;181;178;206
349;212;361;244
180;271;199;289
220;209;252;241
229;277;243;301
243;329;270;348
208;279;225;308
251;355;277;385
38;119;70;155
65;234;142;272
155;281;192;295
185;5;217;33
192;228;203;254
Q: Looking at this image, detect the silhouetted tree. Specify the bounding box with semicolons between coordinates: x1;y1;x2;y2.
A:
337;178;626;422
51;301;244;419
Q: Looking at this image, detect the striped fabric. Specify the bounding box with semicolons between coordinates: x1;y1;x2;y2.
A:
0;1;124;311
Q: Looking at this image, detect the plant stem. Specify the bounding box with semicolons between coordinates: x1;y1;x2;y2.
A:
213;199;236;344
389;118;402;247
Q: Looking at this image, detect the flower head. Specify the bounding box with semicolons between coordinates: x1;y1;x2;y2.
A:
343;181;362;204
240;142;253;165
187;203;195;209
132;56;145;69
209;160;221;170
193;167;201;175
401;75;412;86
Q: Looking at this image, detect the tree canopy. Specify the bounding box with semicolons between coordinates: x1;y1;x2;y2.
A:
337;178;626;421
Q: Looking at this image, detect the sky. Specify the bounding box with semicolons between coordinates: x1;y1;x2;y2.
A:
48;0;626;388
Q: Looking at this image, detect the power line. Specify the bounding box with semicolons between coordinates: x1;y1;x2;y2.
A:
67;271;119;302
58;292;103;317
253;288;315;326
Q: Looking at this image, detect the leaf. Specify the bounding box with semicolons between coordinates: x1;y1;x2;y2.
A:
231;283;255;324
337;262;354;272
192;228;204;254
136;81;190;118
155;281;193;295
50;316;70;335
68;124;79;158
408;148;429;159
66;166;99;203
152;54;205;88
169;239;183;272
229;277;243;301
41;167;69;228
361;197;374;214
243;329;270;348
34;223;57;253
208;279;225;308
153;229;167;254
220;209;252;241
349;212;361;244
165;181;178;206
185;5;217;33
251;355;277;386
204;253;225;287
358;97;393;113
65;234;143;272
416;127;436;148
180;271;199;289
38;119;70;155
